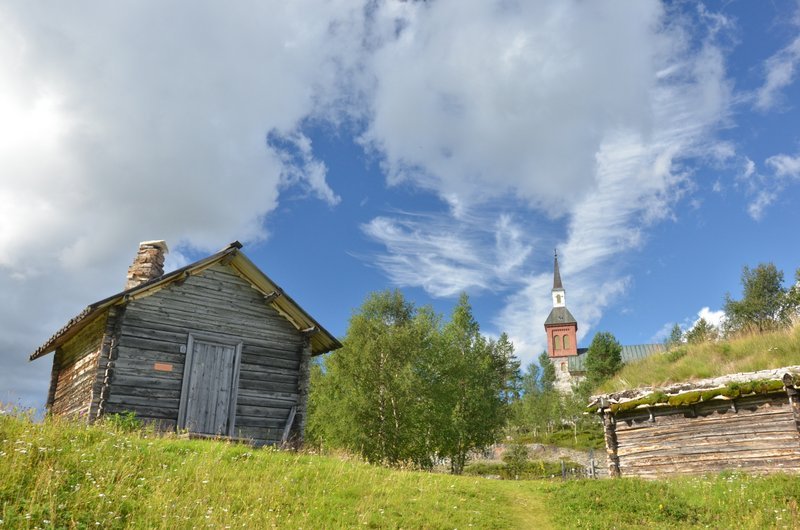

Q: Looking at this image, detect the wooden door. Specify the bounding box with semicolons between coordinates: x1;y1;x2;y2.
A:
178;334;242;436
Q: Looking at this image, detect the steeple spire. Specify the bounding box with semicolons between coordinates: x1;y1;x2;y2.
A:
553;249;563;290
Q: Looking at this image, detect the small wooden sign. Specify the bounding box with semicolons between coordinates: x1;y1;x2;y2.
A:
154;362;173;372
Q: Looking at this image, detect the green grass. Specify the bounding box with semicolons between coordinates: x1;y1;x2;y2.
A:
2;413;799;529
547;472;800;529
0;413;548;529
464;459;584;480
598;324;800;393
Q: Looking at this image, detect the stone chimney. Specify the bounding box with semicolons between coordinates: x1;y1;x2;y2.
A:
125;240;169;290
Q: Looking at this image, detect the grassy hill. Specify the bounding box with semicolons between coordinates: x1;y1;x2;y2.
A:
3;413;800;528
598;324;800;394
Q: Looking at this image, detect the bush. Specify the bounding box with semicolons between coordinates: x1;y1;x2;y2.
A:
502;442;530;479
103;411;143;432
463;459;584;480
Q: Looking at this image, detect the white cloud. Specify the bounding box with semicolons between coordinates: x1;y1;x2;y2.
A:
0;1;366;407
696;306;726;328
755;36;800;111
651;321;678;343
0;0;740;402
747;190;778;221
766;152;800;178
361;1;669;215
360;1;732;364
361;211;533;298
730;153;800;220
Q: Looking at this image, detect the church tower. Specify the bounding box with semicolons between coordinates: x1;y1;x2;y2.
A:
544;250;578;358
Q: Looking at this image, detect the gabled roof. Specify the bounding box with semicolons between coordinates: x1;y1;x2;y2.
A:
30;242;342;360
567;343;666;373
544;306;577;326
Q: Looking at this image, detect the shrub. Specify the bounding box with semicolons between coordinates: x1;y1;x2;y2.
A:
103;411;143;432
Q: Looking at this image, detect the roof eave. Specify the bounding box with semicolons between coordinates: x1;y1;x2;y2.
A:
29;242;243;361
226;252;342;355
29;241;341;360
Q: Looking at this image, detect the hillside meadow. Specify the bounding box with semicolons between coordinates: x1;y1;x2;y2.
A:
2;413;800;529
598;323;800;394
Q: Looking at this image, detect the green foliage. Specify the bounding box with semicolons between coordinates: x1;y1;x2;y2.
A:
308;290;520;473
685;317;718;344
583;331;623;389
664;347;688;363
464;459;583;480
501;442;530;479
510;362;604;450
538;351;556;391
664;323;684;349
724;263;799;334
307;290;440;467
437;293;517;474
102;411;143;433
598;323;800;393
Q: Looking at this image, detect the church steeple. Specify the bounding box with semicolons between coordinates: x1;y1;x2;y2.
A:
553;249;563;290
551;250;566;308
544;248;578;358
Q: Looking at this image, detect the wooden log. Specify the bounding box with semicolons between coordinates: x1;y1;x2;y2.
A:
783;373;800;440
600;401;621;478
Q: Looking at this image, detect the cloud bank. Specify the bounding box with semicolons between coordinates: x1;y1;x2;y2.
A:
1;0;784;405
360;1;732;358
0;1;364;405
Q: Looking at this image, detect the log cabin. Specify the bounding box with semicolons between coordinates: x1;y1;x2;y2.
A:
30;240;341;445
589;366;800;478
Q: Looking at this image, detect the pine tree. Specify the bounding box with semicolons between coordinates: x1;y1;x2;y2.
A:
664;323;683;349
583;331;622;389
685;317;718;344
538;351;556;391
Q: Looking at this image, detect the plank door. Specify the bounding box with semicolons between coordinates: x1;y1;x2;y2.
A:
178;334;242;436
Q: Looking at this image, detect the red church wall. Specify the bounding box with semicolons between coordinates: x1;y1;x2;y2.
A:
546;324;577;357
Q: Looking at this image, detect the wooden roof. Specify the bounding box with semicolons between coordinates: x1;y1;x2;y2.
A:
587;365;800;413
30;242;342;360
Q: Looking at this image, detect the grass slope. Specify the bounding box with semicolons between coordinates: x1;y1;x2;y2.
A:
0;414;548;529
2;414;799;529
599;324;800;393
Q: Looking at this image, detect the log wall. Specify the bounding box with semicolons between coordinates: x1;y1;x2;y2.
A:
106;263;304;444
49;314;107;418
608;393;800;478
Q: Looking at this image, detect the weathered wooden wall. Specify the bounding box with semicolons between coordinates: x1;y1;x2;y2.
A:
49;314;107;418
105;263;304;443
610;393;800;478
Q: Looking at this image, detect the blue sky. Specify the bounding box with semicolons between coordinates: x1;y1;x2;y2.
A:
2;0;800;409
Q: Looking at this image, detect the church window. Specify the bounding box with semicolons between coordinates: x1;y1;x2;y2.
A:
563;335;570;349
561;362;567;372
554;335;562;350
556;294;562;304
